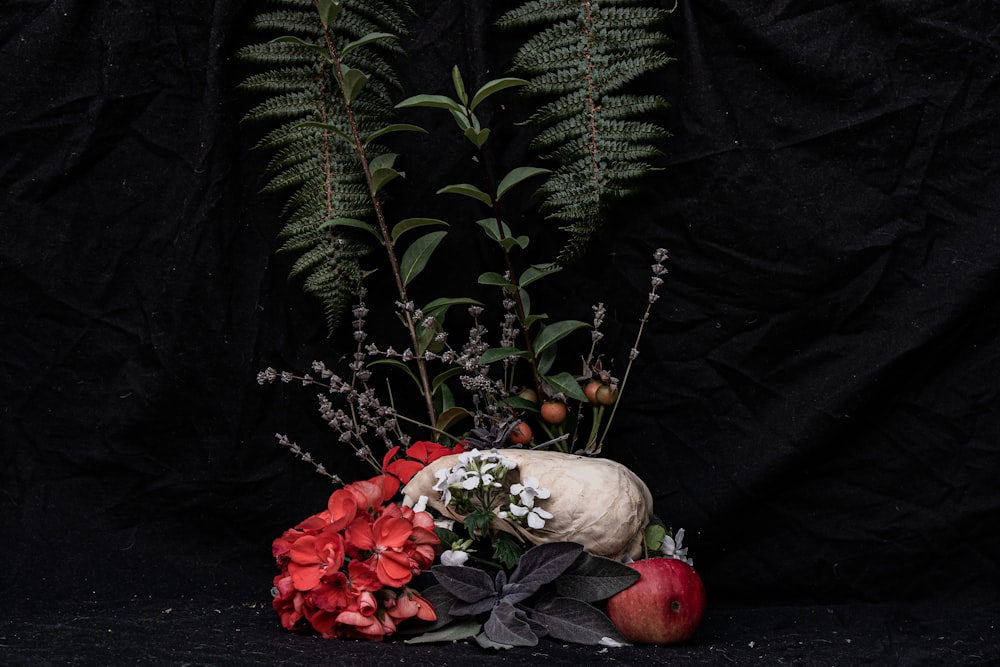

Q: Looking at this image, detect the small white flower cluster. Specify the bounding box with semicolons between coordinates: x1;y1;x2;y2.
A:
431;448;555;552
499;476;553;530
660;527;694;566
432;448;517;507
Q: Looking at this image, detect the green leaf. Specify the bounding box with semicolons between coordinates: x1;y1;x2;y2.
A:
463;126;491;149
496;166;551;200
422;297;484;319
391;217;448;244
645;524;667;552
475;218;511;244
477;271;514;290
318;217;382;244
470;77;530;110
555;552;642;602
451;66;469;106
437;183;493;207
536;346;556;376
371;167;402;194
404;621;483;645
340;65;369;102
367;152;397;172
500;235;530;252
396;94;465;114
519;262;561;287
364;123;427;147
478;347;529;365
294;120;352;145
366;359;420;391
431;367;466;393
401;231;447;286
340;32;396;58
269;36;328;59
530;597;628;646
503;395;540;413
533;320;590;356
316;0;343;29
435;406;472;435
543;371;588;402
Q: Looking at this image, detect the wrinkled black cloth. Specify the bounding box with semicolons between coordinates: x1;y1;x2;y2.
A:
1;0;998;663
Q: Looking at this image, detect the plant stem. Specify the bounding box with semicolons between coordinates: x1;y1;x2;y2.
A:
318;10;437;431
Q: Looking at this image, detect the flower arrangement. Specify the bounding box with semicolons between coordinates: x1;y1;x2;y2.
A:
242;0;706;649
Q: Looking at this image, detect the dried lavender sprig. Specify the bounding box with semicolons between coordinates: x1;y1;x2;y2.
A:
274;433;342;484
594;248;669;453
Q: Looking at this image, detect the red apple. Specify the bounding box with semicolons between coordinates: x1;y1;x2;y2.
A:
605;557;706;645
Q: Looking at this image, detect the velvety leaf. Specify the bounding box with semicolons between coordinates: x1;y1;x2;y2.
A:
504;542;583;603
450;596;500;617
555;552;642;602
470;77;530;110
503;395;540;413
496;166;551;200
530;597;629;646
401;231;447;286
483;601;539;647
431;565;497;604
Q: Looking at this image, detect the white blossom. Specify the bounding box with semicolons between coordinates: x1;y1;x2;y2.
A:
660;528;693;566
440;550;469;567
509;477;550;507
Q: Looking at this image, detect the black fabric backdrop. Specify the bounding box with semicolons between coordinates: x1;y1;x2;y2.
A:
2;0;999;663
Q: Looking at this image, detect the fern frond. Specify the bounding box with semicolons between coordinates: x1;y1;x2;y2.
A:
500;0;675;263
239;0;407;332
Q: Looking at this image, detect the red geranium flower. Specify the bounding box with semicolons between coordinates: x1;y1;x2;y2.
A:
382;441;467;496
347;514;416;588
287;528;346;591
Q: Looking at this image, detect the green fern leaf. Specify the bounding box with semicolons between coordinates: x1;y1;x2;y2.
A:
500;0;675;263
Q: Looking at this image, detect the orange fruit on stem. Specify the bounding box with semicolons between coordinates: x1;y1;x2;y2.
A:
540;400;568;425
509;421;532;445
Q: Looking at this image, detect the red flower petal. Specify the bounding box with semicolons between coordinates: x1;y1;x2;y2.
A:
376;549;414;588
